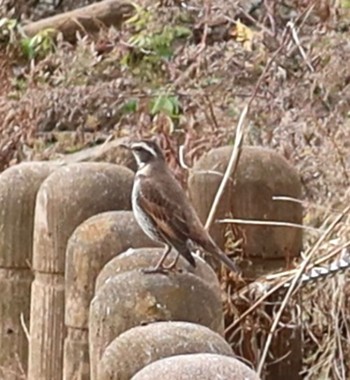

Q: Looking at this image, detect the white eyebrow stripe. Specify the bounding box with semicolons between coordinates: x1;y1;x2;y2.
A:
131;142;157;157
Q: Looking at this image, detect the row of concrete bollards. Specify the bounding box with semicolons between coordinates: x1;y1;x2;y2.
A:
0;145;302;379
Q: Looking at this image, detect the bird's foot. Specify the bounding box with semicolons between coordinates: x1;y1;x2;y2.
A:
162;262;179;272
141;266;170;275
141;263;182;274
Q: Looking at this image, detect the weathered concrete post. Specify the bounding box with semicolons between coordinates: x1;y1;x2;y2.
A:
188;146;302;273
90;268;224;380
188;146;303;379
64;210;159;380
131;353;260;380
28;163;133;380
95;247;220;293
97;322;234;380
0;162;57;380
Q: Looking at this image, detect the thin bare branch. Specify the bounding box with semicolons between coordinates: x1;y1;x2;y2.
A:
287;21;315;72
218;217;323;233
204;104;246;230
178;145;191;170
204;27;291;231
20;313;30;342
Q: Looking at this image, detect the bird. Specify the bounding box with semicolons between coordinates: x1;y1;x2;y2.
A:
121;138;239;274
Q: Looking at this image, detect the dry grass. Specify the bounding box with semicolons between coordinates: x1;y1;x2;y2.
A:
222;205;350;378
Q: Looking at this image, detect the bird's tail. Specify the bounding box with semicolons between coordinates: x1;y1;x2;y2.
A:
195;234;240;274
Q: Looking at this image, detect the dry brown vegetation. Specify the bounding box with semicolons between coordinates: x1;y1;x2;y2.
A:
1;0;350;379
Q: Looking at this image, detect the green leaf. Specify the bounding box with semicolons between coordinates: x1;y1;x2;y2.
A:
154;44;173;59
0;18;17;31
150;95;180;117
121;99;138;114
20;37;35;59
168;96;180;114
0;17;19;44
150;95;167;115
20;28;55;59
174;26;192;38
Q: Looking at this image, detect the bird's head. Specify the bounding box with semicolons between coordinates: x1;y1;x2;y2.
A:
120;139;165;169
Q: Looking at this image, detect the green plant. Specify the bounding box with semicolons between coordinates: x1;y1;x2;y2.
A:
0;18;19;45
149;93;181;120
125;3;152;32
121;5;192;79
128;25;191;60
0;18;55;61
120;98;139;114
21;28;56;60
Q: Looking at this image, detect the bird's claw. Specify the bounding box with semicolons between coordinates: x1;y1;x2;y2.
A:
141;266;170;275
141;264;182;275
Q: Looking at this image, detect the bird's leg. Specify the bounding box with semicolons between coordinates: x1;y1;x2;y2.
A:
162;251;180;271
142;244;172;274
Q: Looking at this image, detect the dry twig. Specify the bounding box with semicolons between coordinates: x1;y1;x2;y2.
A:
204;27;291;231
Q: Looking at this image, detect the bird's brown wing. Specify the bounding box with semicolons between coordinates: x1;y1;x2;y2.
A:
137;175;191;246
138;172;239;273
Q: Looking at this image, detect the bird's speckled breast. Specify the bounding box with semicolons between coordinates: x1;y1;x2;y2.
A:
132;174;163;243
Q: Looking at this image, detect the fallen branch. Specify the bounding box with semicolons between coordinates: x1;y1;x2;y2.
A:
22;0;135;42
